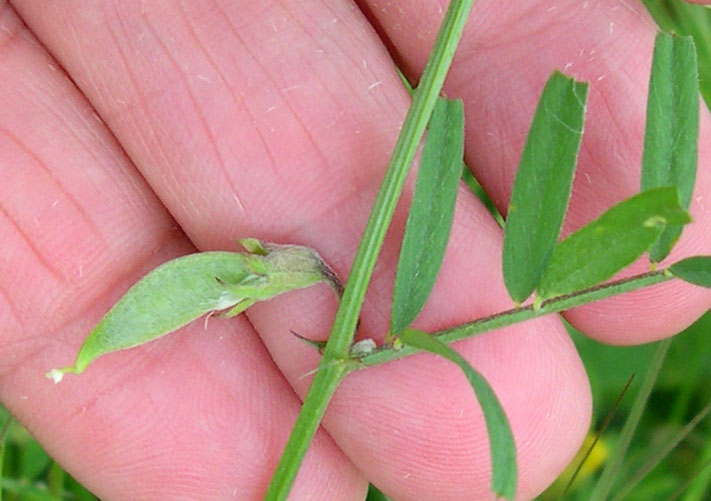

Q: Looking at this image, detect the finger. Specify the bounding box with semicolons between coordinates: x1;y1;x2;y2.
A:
13;0;592;498
357;0;711;344
0;3;362;499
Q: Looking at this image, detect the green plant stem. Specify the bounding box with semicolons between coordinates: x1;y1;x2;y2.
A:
317;0;476;360
264;361;351;500
265;1;477;497
360;270;671;367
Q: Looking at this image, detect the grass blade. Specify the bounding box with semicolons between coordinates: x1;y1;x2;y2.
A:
669;255;711;287
536;187;690;301
641;32;699;263
611;400;711;500
679;417;711;500
558;374;635;498
0;415;10;501
0;478;74;501
392;98;464;334
502;71;589;303
590;338;672;501
670;459;711;501
398;328;516;499
48;461;66;500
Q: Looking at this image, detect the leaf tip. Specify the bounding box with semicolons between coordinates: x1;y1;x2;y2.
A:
493;490;515;501
290;330;327;352
46;367;77;384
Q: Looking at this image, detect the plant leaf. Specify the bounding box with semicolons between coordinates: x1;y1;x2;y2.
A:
641;32;699;262
669;255;711;287
537;187;691;300
391;97;464;334
643;1;711;109
398;328;517;500
502;71;589;303
47;241;338;382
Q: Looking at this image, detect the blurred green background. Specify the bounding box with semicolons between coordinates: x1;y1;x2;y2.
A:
3;1;710;499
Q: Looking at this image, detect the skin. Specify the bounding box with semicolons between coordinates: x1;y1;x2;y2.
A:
0;0;709;499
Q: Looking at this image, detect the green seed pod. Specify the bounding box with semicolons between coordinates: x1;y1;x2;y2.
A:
47;239;340;383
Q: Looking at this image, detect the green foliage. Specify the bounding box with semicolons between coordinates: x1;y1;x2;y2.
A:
590;338;672;501
392;97;464;334
644;0;711;109
398;329;516;500
611;399;711;500
0;407;97;501
366;483;390;501
669;255;711;287
642;32;699;262
580;28;706;498
561;312;711;500
536;187;690;300
502;71;589;303
0;415;8;501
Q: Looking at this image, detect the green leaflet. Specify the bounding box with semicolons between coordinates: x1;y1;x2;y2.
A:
502;71;589;303
643;1;711;109
641;33;699;263
47;239;340;383
398;328;517;500
536;187;691;301
669;255;711;287
391;97;464;335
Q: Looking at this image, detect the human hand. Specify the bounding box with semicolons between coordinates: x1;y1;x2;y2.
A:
1;1;710;499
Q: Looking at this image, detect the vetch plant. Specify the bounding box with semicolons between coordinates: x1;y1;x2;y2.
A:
46;2;709;499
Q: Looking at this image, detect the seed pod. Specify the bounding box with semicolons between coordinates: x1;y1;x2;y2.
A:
47;240;341;383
